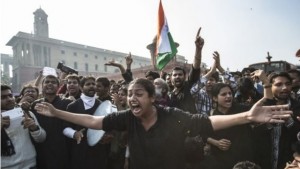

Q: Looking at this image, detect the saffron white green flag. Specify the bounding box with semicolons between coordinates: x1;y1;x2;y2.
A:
156;0;177;70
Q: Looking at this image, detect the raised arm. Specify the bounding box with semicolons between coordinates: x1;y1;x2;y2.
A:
105;59;126;74
34;70;44;87
105;53;133;83
251;69;271;98
202;54;217;79
34;102;104;130
123;52;134;83
125;52;133;71
193;27;204;69
214;51;225;74
209;98;292;131
188;27;204;84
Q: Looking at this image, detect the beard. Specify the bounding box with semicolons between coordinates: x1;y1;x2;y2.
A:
173;81;184;88
274;94;289;102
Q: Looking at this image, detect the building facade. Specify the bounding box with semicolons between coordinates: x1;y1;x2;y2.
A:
0;53;14;85
5;8;151;92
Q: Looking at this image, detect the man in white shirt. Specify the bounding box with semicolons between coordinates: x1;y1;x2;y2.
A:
1;84;46;169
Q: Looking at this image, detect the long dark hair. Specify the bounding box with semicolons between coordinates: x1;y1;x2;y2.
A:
211;83;234;109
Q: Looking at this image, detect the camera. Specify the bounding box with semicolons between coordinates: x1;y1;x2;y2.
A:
57;62;78;74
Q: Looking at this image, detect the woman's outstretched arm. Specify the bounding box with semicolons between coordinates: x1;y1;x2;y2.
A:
209;98;292;131
35;102;104;129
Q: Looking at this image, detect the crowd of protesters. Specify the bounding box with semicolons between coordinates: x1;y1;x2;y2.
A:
1;27;300;169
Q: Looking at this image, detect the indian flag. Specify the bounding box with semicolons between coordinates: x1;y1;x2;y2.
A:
156;0;177;70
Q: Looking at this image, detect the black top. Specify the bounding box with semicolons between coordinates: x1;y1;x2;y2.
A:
31;96;72;169
169;66;200;114
122;69;133;84
66;99;109;169
209;104;254;169
102;106;213;169
253;98;300;169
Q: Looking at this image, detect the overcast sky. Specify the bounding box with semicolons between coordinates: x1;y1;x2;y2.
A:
1;0;300;71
